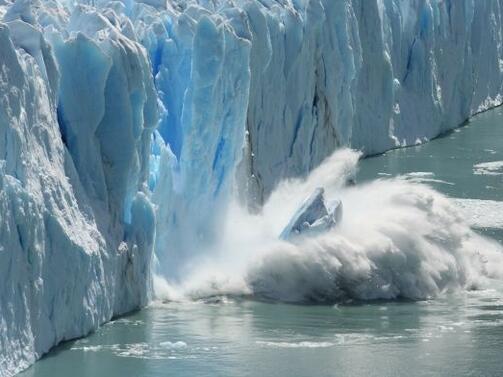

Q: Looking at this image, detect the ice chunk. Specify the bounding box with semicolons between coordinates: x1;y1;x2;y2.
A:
280;188;342;240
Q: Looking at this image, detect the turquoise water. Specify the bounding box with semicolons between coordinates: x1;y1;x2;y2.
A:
19;109;503;377
358;107;503;243
358;108;503;201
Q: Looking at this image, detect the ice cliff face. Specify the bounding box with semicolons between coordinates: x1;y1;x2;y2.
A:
0;1;156;376
136;0;503;206
1;0;503;375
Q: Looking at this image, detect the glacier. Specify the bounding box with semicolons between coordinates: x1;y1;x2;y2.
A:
1;0;503;375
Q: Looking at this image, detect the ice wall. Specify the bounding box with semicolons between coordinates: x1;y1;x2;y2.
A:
135;0;503;207
0;1;157;376
236;0;503;202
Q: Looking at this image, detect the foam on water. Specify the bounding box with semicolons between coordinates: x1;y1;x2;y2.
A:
256;341;335;349
403;172;455;186
154;150;503;304
159;341;188;349
473;161;503;175
71;341;190;360
453;199;503;229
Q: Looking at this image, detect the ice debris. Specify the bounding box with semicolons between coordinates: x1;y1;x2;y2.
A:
280;188;342;241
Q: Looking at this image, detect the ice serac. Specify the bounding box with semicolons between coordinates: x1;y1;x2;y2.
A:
128;0;503;204
241;0;503;202
134;3;252;278
0;1;157;376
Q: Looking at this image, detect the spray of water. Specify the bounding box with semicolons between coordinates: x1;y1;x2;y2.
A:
154;149;503;303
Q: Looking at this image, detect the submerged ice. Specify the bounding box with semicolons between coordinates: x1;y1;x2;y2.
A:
1;0;503;376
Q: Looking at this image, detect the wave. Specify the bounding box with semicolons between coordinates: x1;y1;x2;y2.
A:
154;150;503;304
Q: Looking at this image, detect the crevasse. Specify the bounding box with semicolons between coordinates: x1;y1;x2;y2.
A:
0;0;502;376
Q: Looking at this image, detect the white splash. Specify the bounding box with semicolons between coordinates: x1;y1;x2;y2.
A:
154;150;503;304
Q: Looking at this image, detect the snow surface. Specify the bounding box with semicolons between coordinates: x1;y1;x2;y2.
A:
1;0;503;375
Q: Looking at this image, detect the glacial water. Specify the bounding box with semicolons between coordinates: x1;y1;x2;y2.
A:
18;108;503;377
